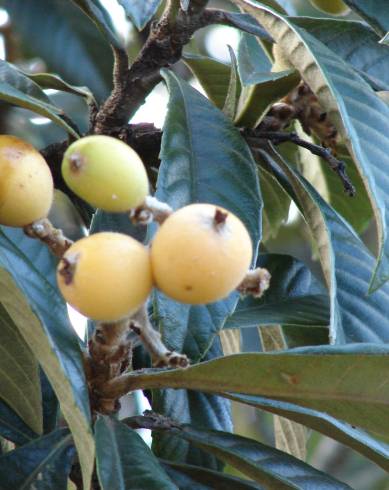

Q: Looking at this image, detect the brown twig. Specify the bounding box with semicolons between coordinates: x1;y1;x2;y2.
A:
130;305;189;368
245;129;356;197
124;410;181;431
23;218;73;257
87;319;133;414
85;304;188;414
92;46;130;133
93;0;209;134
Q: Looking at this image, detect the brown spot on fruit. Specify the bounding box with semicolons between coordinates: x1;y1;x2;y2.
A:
69;153;85;172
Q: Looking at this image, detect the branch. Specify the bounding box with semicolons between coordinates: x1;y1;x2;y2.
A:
23;219;73;257
86;318;133;414
124;410;181;431
93;0;209;134
91;46;129;132
245;130;356;197
130;305;189;368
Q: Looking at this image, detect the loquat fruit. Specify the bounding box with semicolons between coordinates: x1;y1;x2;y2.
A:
57;232;153;321
62;135;149;212
0;135;53;227
150;203;253;304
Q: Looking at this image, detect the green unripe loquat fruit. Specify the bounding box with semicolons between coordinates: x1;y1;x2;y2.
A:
0;135;54;227
62;135;149;212
151;203;253;304
57;232;153;321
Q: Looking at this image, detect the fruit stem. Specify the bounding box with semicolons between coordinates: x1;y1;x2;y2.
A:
237;267;271;298
23;218;73;258
130;305;189;368
213;208;228;229
85;305;188;413
86;318;132;414
129;195;173;225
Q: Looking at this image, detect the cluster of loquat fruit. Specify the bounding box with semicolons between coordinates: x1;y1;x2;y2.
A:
0;134;253;323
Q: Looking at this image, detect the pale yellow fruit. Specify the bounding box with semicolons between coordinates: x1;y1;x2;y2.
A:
309;0;350;16
151;203;253;304
62;135;149;212
0;135;53;227
57;232;153;321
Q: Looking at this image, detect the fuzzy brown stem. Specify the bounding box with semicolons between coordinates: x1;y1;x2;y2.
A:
93;46;129;133
87;319;132;414
130;305;189;368
23;218;73;257
129;196;173;225
237;267;271;298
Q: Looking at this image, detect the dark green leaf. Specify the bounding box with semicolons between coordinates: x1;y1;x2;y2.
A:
0;303;42;434
237;32;294;86
119;0;163;30
227;393;389;473
0;399;38;446
282;325;330;349
163;460;262;489
235;34;299;126
70;0;122;47
128;344;389;442
317;155;373;235
40;369;58;434
258;147;389;343
0;428;74;490
95;416;177;490
161;425;351;489
183;54;231;109
222;46;240;120
152;338;232;471
292;18;389;91
0;60;79;137
0;227;94;489
90;210;146;241
235;70;300;128
221;12;272;40
225;254;329;329
27;72;95;104
5;0;113;102
260;168;290;241
234;0;389;292
343;0;389;36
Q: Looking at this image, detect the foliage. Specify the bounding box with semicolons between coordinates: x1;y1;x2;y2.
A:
0;0;389;488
